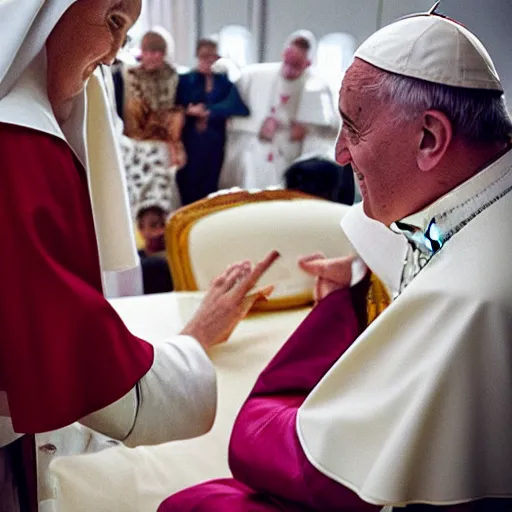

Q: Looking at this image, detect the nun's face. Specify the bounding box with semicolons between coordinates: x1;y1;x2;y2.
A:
46;0;141;122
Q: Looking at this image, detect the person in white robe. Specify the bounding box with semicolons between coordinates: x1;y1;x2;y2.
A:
0;2;277;511
219;30;339;190
298;6;512;510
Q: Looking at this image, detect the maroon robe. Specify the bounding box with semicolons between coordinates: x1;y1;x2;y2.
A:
0;123;154;434
159;287;510;511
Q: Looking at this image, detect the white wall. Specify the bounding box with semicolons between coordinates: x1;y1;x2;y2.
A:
264;0;378;61
440;0;512;109
380;0;436;26
201;0;251;37
167;0;512;108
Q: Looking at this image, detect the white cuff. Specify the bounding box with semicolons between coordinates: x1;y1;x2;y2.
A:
123;335;217;447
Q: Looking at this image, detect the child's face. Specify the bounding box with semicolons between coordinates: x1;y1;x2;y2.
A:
138;211;165;253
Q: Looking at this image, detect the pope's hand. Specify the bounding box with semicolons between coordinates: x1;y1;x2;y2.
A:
298;253;356;302
181;251;280;349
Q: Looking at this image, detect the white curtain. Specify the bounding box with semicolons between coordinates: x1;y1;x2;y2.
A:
218;25;256;67
133;0;197;67
316;33;357;99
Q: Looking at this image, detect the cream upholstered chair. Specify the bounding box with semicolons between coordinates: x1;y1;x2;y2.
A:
166;189;354;310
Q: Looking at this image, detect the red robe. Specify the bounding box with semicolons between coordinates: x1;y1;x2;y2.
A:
0;123;153;434
159;287;510;511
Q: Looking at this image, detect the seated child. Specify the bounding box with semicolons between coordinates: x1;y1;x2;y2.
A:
137;205;173;295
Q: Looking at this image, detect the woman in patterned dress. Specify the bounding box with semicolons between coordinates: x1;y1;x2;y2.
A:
122;31;185;218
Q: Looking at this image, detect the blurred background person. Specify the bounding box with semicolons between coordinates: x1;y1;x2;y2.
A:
219;30;338;191
136;205;173;295
122;30;185;218
175;38;250;206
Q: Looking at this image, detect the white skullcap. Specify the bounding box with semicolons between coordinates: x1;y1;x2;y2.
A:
284;29;316;61
355;14;503;92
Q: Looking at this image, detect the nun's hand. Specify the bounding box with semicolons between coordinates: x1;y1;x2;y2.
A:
181;251;280;349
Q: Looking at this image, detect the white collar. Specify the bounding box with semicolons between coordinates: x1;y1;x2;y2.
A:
340;203;407;298
389;147;512;294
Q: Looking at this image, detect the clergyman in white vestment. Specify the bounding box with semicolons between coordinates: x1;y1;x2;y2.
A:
219;30;339;190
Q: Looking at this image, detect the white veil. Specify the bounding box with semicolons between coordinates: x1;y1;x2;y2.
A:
0;0;140;281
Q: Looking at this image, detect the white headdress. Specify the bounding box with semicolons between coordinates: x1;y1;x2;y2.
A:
284;29;317;63
0;0;138;273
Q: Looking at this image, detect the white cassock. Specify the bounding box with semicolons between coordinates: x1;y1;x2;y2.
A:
297;147;512;507
219;62;339;190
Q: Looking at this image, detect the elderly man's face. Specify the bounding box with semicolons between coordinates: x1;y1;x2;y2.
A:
335;59;420;225
281;45;310;80
46;0;141;122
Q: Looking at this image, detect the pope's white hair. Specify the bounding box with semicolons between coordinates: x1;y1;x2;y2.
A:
373;71;512;144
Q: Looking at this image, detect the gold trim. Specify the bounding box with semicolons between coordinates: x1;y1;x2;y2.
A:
366;274;391;326
134;224;145;251
251;291;313;312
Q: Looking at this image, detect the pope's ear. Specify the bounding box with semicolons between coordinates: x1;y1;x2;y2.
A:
417;109;453;172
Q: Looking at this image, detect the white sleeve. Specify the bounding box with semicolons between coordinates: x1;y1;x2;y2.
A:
81;335;216;447
123;335;217;447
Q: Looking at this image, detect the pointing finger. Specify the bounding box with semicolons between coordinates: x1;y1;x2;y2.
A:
233;251;280;301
